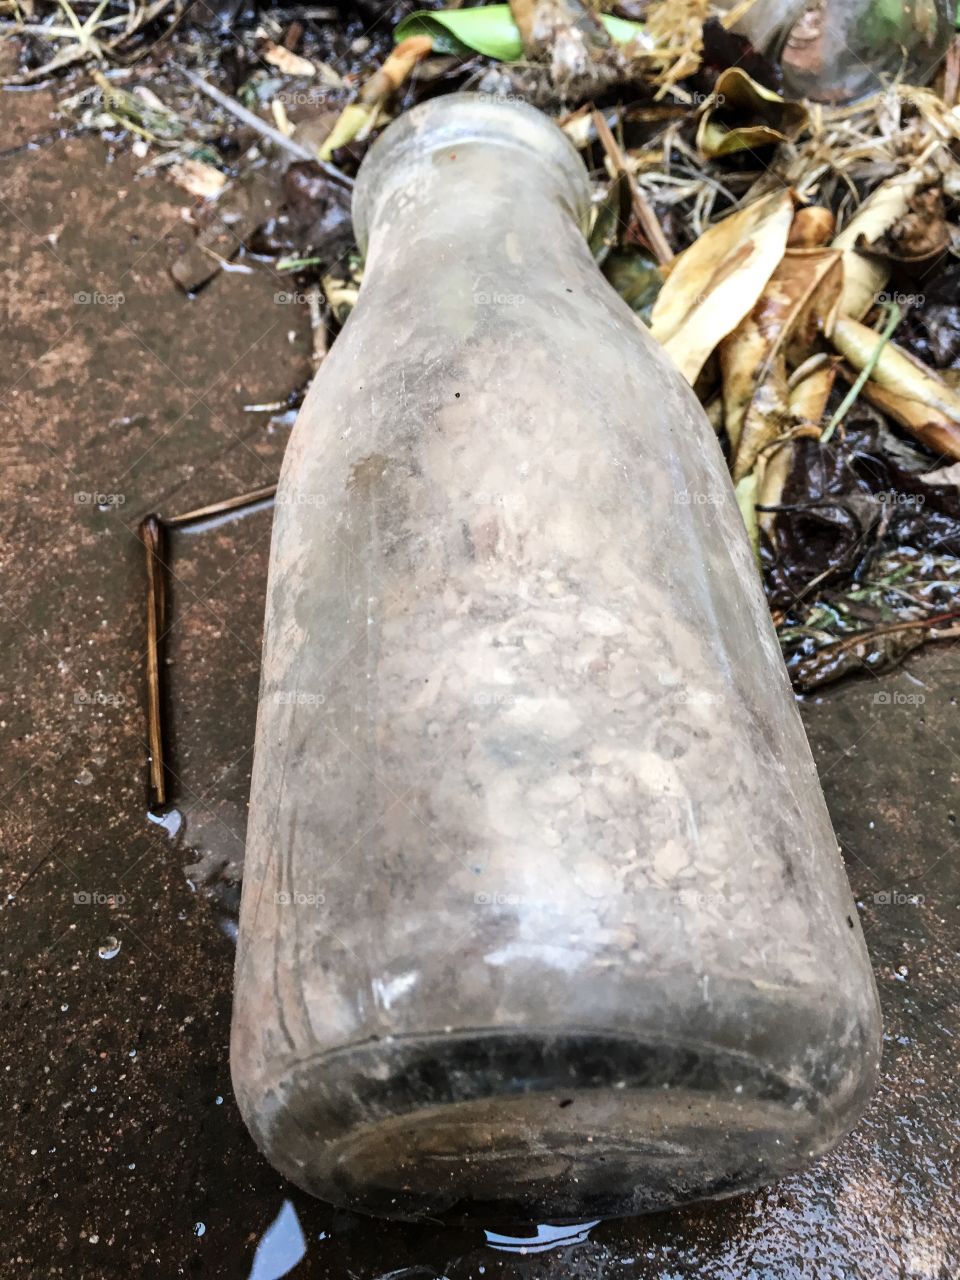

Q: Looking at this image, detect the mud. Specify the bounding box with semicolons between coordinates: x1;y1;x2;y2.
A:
1;90;958;1278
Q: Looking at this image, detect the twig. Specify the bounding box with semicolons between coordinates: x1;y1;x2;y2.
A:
174;66;354;189
166;483;277;529
801;608;960;659
139;485;278;808
820;302;900;444
591;108;673;266
141;514;168;809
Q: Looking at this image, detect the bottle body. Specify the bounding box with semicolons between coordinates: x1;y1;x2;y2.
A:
231;96;881;1221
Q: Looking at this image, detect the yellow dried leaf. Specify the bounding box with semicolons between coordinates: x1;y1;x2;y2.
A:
649;188;795;385
832;315;960;460
719;246;842;478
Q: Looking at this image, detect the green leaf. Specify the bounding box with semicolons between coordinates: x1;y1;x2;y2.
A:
394;5;646;62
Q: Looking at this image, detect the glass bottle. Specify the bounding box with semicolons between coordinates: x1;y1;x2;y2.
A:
718;0;953;103
231;94;881;1222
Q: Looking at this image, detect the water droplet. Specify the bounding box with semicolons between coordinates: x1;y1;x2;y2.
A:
98;936;121;960
193;1222;206;1238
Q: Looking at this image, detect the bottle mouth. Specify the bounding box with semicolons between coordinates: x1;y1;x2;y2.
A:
351;93;593;252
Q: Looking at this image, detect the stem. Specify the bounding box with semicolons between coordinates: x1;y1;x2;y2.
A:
820;302;900;444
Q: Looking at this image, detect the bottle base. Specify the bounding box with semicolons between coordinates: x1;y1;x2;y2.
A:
235;1027;863;1221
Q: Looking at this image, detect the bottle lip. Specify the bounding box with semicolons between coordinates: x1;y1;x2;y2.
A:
351;93;593;251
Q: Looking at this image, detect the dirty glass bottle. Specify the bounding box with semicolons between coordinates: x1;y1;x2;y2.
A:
231;94;881;1222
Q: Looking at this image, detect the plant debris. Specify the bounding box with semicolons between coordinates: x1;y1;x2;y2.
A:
5;0;959;691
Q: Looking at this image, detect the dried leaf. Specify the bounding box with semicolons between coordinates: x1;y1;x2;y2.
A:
786;205;834;248
167;158;227;200
756;437;793;545
649;188;795;385
318;36;433;161
832;164;929;319
719;246;842;478
262;42;316;78
788;357;837;422
831;315;960;460
696;65;807;158
735;471;760;560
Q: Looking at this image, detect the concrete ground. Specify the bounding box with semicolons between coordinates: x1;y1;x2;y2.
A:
1;87;958;1280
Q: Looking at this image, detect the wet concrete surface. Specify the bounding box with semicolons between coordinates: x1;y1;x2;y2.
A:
2;91;959;1279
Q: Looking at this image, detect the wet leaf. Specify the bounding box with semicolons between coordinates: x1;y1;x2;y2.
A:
588;171;631;263
393;5;647;61
650;189;795;386
893;262;960;371
789;622;928;690
602;247;662;320
762;418;960;610
763;417;960;687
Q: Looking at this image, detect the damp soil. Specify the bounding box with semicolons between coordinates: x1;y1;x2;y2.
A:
2;91;959;1279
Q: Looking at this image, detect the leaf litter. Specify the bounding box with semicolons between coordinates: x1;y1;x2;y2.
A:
4;0;959;691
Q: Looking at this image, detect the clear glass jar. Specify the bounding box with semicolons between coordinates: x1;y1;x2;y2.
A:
719;0;953;103
231;94;881;1222
780;0;953;103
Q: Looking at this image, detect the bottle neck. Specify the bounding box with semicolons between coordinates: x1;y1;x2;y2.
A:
362;142;591;289
352;95;593;287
